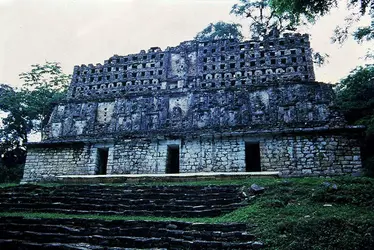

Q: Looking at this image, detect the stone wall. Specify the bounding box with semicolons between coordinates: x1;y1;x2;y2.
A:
111;139;161;174
22;144;90;183
260;135;362;176
44;82;341;140
110;137;245;174
22;132;362;182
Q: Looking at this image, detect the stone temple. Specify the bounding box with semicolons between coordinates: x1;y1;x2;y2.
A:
22;32;363;182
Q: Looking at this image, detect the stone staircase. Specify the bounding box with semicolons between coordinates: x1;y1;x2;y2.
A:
0;184;264;249
0;217;263;249
0;184;247;217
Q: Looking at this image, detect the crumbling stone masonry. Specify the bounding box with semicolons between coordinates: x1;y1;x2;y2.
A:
22;33;363;182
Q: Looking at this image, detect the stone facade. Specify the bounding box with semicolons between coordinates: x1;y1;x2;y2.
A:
22;33;363;182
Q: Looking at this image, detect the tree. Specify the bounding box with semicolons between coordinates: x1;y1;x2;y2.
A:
0;62;70;143
0;83;13;96
194;21;244;41
269;0;374;44
230;0;300;38
0;138;26;183
0;88;32;145
335;65;374;175
0;84;28;182
229;0;328;66
0;62;70;182
269;0;338;21
335;65;374;133
18;62;70;135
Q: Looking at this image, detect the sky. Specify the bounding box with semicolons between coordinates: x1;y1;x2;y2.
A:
0;0;372;89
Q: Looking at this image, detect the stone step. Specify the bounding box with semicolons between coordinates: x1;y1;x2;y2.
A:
154;228;255;242
0;207;237;217
0;222;255;242
0;185;247;218
0;231;166;248
0;196;243;207
0;217;263;249
0;218;249;232
1;184;242;193
0;200;245;211
0;191;238;199
0;190;231;196
53;172;280;185
0;240;160;250
0;190;241;201
0;217;249;231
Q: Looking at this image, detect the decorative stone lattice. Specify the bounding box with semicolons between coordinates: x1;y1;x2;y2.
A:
68;33;314;100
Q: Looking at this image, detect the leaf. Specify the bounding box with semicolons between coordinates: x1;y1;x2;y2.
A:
1;62;71;146
195;21;244;41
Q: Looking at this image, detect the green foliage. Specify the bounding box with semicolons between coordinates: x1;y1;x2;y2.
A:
229;1;329;66
0;140;25;183
194;21;244;41
335;65;374;175
0;62;70;144
270;0;374;45
19;61;70;91
312;178;374;206
275;217;374;250
0;88;34;143
18;62;70;133
0;62;70;183
312;51;330;67
222;177;374;249
231;0;299;38
0;183;19;188
335;65;374;132
0;84;13;96
269;0;372;23
354;26;374;42
0;162;23;183
270;0;338;22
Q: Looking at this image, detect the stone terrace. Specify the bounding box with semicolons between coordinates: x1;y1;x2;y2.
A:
0;184;248;217
0;217;263;249
0;184;264;249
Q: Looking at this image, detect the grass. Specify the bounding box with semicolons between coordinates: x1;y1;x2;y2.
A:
1;176;374;249
0;212;210;223
0;183;19;188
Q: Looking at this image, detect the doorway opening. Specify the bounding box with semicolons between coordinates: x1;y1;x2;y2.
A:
96;148;109;175
245;142;261;172
166;145;180;174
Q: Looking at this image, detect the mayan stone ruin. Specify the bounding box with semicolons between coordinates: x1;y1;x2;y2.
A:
22;32;363;182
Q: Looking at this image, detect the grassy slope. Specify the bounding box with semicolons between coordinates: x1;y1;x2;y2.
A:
1;177;374;249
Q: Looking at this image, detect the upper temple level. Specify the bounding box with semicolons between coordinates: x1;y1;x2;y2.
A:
67;33;315;100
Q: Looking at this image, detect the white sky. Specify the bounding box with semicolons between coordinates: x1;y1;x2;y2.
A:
0;0;372;88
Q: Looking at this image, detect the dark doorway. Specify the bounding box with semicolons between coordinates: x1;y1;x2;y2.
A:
245;142;261;172
96;148;109;175
166;145;179;174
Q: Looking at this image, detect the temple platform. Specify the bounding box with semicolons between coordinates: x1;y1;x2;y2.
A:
53;172;281;184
